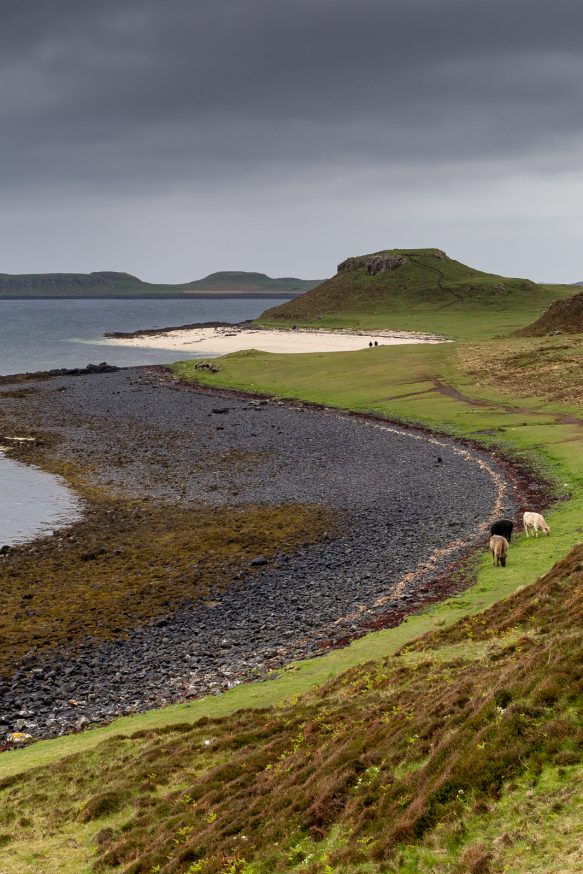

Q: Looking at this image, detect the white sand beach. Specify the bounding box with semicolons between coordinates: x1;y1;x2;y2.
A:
105;325;448;355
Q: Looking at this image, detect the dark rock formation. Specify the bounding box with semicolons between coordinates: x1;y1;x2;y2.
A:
48;362;120;377
337;253;407;275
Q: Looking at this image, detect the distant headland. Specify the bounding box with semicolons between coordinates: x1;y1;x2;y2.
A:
0;269;324;298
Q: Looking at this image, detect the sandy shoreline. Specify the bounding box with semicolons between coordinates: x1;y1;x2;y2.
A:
104;324;448;355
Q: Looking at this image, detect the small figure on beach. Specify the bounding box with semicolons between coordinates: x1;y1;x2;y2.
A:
369;341;373;348
374;340;378;347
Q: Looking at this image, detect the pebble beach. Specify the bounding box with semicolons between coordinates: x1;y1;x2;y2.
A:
0;366;520;738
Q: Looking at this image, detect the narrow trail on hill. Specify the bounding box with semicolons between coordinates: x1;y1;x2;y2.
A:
408;256;464;304
429;376;583;427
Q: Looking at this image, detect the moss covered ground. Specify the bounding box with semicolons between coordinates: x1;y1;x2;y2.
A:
0;495;331;678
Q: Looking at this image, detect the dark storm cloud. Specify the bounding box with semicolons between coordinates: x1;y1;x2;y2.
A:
2;1;583;283
2;0;583;194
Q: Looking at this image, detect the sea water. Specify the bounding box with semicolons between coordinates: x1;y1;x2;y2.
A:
0;452;81;546
0;296;286;543
0;296;286;375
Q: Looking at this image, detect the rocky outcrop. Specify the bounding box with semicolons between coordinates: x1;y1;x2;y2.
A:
337;253;407;275
337;248;448;276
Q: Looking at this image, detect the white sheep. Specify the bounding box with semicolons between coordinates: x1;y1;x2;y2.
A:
523;511;550;538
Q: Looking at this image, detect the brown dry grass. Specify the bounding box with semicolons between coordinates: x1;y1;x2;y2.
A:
458;336;583;408
516;290;583;336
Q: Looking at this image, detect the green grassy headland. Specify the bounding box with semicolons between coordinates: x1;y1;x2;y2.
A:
0;270;323;298
259;247;575;339
1;248;582;872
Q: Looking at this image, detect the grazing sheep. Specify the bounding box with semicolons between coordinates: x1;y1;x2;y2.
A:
489;535;508;567
490;518;514;542
523;511;550;538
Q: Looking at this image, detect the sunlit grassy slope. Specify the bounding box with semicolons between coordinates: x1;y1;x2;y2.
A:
259;248;575;339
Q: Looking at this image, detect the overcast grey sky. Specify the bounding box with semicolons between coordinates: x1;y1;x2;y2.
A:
2;0;583;282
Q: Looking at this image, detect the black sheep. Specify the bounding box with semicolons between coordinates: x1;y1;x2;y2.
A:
490;518;514;542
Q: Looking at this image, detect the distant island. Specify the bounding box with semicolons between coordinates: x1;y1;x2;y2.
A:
0;269;324;298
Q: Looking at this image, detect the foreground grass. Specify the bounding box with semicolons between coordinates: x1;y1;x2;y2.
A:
2;545;583;872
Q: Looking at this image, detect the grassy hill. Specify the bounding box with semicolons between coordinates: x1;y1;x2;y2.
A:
516;290;583;336
0;270;322;298
180;271;323;293
259;247;576;339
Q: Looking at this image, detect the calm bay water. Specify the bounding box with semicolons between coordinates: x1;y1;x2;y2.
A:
0;453;81;546
0;296;286;544
0;296;286;376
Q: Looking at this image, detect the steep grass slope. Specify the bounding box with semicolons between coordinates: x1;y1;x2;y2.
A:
259;248;575;339
1;545;583;873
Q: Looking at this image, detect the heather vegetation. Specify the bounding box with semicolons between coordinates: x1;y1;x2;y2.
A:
516;289;583;337
1;546;582;872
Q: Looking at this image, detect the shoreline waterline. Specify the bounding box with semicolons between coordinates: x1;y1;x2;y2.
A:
0;297;287;375
0;448;81;546
104;324;450;355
